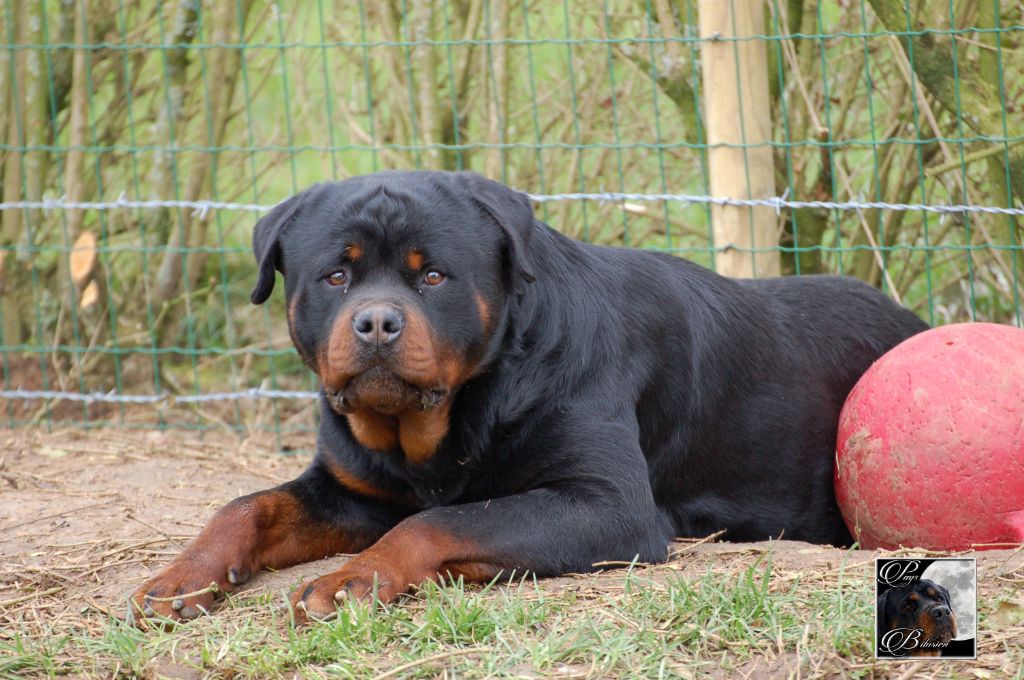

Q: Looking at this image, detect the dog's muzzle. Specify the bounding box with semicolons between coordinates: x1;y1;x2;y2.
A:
323;384;447;416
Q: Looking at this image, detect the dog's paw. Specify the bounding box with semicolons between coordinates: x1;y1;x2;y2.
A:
129;558;251;625
289;558;408;623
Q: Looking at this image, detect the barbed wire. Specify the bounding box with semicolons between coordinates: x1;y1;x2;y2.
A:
2;193;1024;216
2;189;1022;406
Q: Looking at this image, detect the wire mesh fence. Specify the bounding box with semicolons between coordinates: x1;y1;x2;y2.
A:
1;0;1021;439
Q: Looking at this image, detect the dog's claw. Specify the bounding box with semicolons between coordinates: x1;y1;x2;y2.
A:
178;603;205;620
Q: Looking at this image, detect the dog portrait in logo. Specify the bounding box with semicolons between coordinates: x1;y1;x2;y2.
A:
131;170;928;623
877;580;957;657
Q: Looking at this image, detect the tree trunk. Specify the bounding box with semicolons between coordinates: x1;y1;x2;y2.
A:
412;0;442;169
185;0;253;290
152;0;200;307
484;0;510;179
976;0;1024;294
1;1;51;347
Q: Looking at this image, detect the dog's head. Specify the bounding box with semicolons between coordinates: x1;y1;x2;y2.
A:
251;171;535;461
878;579;957;653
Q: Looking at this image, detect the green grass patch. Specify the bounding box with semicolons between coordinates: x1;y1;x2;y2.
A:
5;555;1022;678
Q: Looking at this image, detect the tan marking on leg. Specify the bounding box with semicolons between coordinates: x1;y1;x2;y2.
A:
291;517;505;618
377;518;505;587
132;489;370;623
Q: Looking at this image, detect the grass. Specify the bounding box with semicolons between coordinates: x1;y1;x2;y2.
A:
5;549;1024;678
0;558;907;678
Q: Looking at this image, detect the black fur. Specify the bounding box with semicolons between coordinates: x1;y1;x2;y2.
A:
256;170;928;575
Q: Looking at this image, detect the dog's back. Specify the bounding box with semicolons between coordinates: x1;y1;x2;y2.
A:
595;250;929;545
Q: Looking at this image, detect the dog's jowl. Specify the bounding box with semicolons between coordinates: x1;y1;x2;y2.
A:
132;170;928;622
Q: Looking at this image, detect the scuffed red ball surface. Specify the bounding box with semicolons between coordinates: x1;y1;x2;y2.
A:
835;322;1024;551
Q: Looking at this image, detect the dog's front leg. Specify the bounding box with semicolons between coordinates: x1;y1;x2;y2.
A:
131;463;406;622
292;434;670;620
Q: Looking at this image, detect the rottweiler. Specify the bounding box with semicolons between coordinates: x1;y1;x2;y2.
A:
877;580;957;656
131;170;928;622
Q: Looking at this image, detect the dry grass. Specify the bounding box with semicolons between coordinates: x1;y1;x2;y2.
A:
1;428;1022;679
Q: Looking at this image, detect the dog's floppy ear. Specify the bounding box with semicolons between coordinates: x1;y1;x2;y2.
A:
876;588;894;639
460;172;536;293
876;588;891;612
251;193;305;304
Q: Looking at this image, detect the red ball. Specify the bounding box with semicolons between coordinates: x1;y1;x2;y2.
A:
835;322;1024;551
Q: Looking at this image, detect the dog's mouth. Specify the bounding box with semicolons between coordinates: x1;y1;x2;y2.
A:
926;611;956;642
323;366;448;417
932;624;956;643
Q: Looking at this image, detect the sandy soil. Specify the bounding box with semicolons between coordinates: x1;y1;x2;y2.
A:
0;428;319;623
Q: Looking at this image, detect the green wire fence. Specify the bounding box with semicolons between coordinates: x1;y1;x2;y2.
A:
1;0;1021;439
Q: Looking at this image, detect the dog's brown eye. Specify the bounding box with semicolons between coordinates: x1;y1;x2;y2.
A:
326;270;347;286
423;271;446;286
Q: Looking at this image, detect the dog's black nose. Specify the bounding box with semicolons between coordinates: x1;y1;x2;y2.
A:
931;605;950;619
352;305;404;345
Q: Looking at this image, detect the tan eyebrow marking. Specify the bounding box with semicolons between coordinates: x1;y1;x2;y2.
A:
406;249;424;271
344;244;363;261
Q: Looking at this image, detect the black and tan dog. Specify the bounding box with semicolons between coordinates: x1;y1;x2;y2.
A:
132;170;928;622
877;580;957;656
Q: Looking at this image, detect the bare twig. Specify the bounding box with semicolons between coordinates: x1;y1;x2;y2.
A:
0;586;63;608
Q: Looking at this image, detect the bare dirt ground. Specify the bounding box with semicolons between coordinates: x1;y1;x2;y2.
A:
1;427;1022;678
0;428;314;623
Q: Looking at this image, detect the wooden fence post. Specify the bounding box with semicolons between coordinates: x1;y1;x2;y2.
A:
698;0;780;278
